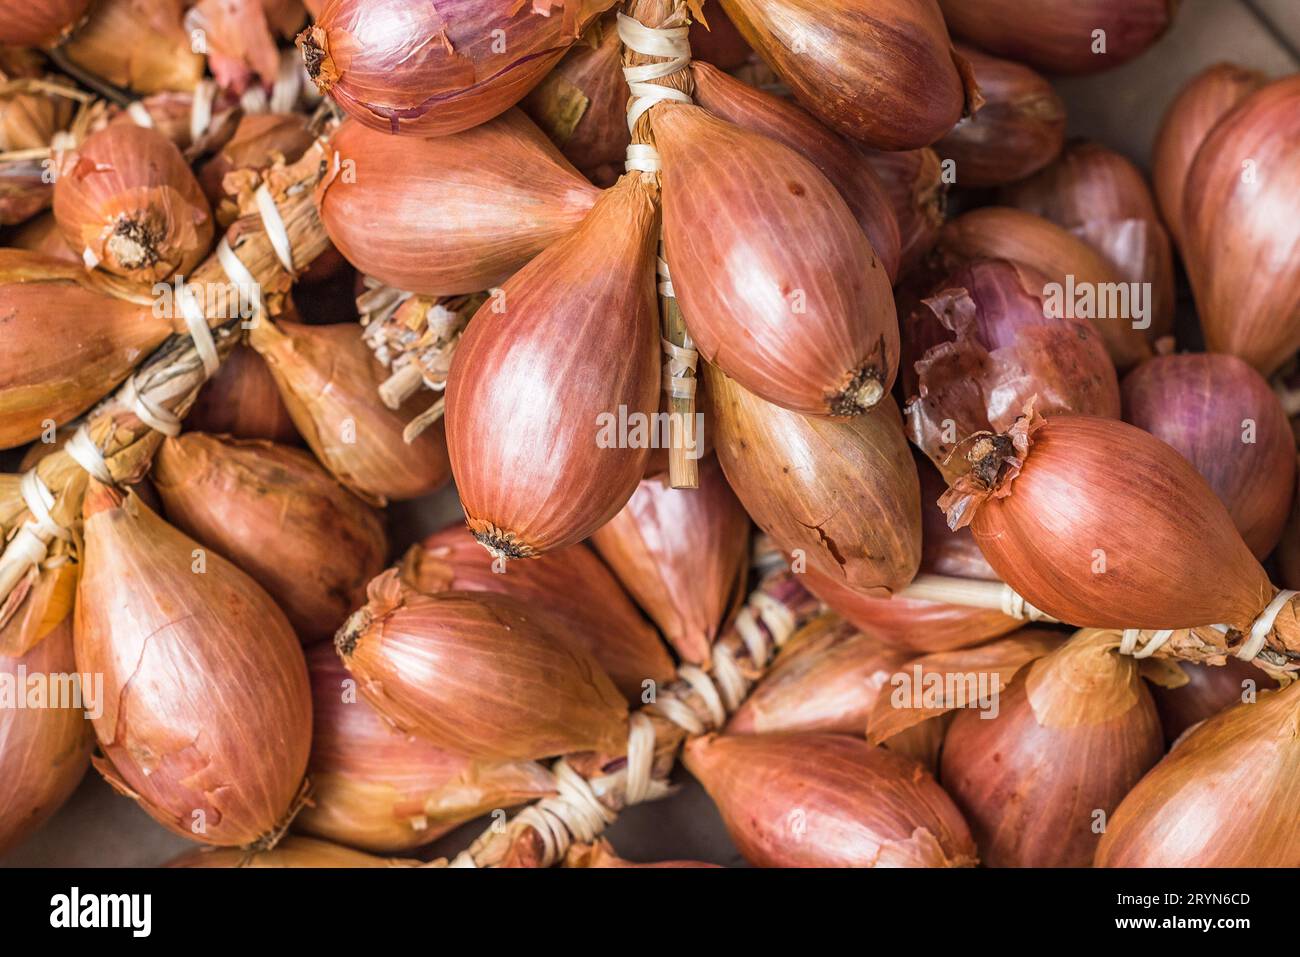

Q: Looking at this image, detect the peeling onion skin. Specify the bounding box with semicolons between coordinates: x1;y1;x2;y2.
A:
1150;658;1277;746
1151;63;1265;248
298;0;615;137
75;483;312;847
718;0;975;151
1121;353;1296;560
1183;75;1300;377
1096;682;1300;867
940;632;1164;867
658;103;898;418
0;0;90;45
690;61;902;283
0;621;92;856
319;112;599;297
590;456;750;666
706;364;921;595
295;644;556;853
684;732;978;867
446;175;659;560
336;570;630;762
400;525;676;702
934;45;1065;188
938;0;1177;75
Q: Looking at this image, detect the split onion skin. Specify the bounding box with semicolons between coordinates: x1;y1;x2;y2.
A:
400;525;676;702
1121;353;1296;560
319;112;599;297
719;0;975;151
590;456;750;666
684;732;978;867
75;484;312;847
446;175;660;560
299;0;614;137
938;0;1177;75
706;364;921;595
657;103;898;417
1182;75;1300;377
1096;681;1300;867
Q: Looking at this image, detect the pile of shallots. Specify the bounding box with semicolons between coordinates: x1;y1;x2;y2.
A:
2;0;1299;872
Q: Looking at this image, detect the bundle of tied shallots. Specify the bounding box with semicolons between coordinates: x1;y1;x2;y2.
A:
2;0;1299;873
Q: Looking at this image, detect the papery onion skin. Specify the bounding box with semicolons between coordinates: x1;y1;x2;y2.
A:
658;104;898;417
446;175;659;560
0;620;92;855
684;732;977;867
947;414;1274;632
400;525;676;701
1096;682;1300;867
249;319;452;505
0;250;173;449
53;124;213;283
1182;75;1300;377
169;835;420;868
336;570;630;761
1001;140;1175;341
1150;658;1276;746
62;0;205;94
934;45;1064;188
75;484;312;847
298;0;613;137
939;207;1153;370
197;113;315;215
296;644;556;852
1122;353;1295;559
706;365;920;594
690;61;902;283
858;147;946;279
940;630;1164;867
0;0;89;45
565;839;720;868
590;456;750;666
719;0;974;150
186;342;300;444
1151;63;1265;247
803;565;1021;653
319;112;599;297
153;433;388;644
937;0;1177;75
903;258;1121;483
727;615;909;736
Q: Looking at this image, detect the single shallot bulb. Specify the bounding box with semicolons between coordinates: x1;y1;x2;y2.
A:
153;433;388;643
0;0;89;45
939;207;1153;370
295;644;556;852
706;364;921;594
902;258;1120;483
186;342;299;444
170;836;420;868
690;61;902;282
718;0;976;150
399;525;676;701
249;319;452;505
75;484;312;846
656;104;898;417
0;250;176;449
590;456;750;665
445;175;659;560
61;0;205;94
53;124;213;282
6;212;79;263
1150;658;1276;746
939;629;1163;867
1002;140;1175;341
1122;353;1296;559
934;45;1064;188
1151;63;1265;247
336;570;629;761
858;146;946;278
0;621;92;855
1182;75;1300;377
298;0;611;136
684;732;977;867
1096;682;1300;867
937;0;1177;75
319;112;599;296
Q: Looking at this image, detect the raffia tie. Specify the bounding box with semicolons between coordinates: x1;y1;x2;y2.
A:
1119;588;1299;662
618;12;692;173
998;585;1054;623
